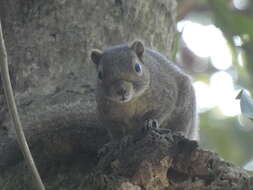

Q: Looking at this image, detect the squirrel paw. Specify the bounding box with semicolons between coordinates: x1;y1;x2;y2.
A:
144;119;159;131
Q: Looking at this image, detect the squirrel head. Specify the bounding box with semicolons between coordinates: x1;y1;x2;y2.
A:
90;40;150;103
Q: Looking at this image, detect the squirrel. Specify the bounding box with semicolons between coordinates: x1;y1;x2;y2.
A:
90;40;198;141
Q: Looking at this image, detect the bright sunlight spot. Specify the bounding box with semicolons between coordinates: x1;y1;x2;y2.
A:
193;72;241;117
233;35;243;46
210;71;240;117
193;81;215;113
178;20;240;117
177;21;232;70
238;51;244;67
233;0;250;10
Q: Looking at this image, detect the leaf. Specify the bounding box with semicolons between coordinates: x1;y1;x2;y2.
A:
236;90;253;120
210;0;253;38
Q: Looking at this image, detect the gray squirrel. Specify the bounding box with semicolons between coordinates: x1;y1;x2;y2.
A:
91;40;198;141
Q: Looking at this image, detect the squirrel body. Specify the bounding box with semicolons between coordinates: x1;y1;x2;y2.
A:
91;41;198;140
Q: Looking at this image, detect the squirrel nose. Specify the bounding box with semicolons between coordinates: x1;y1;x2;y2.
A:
117;88;127;96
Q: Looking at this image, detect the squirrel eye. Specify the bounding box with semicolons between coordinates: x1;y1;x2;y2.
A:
134;63;142;73
98;71;103;80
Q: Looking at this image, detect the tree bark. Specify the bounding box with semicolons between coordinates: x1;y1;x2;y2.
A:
0;0;177;136
1;125;253;190
0;0;252;190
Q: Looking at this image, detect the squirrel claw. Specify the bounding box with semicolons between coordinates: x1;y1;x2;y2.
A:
144;119;159;131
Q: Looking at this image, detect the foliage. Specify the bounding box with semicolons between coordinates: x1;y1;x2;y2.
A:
209;0;253;172
210;0;253;88
178;0;253;172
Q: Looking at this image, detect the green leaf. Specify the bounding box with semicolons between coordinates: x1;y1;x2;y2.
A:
209;0;253;77
236;90;253;120
210;0;253;38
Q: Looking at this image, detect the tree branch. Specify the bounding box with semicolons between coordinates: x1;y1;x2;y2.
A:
0;122;252;189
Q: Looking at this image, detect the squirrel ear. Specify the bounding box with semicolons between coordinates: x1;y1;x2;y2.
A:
90;49;103;67
130;40;144;58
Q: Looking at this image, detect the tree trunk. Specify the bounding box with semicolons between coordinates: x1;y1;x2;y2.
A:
0;0;177;136
0;0;252;190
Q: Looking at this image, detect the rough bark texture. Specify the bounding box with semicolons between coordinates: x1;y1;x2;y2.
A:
1;126;253;190
0;0;252;190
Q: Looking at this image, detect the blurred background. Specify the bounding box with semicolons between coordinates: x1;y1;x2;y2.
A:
176;0;253;174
